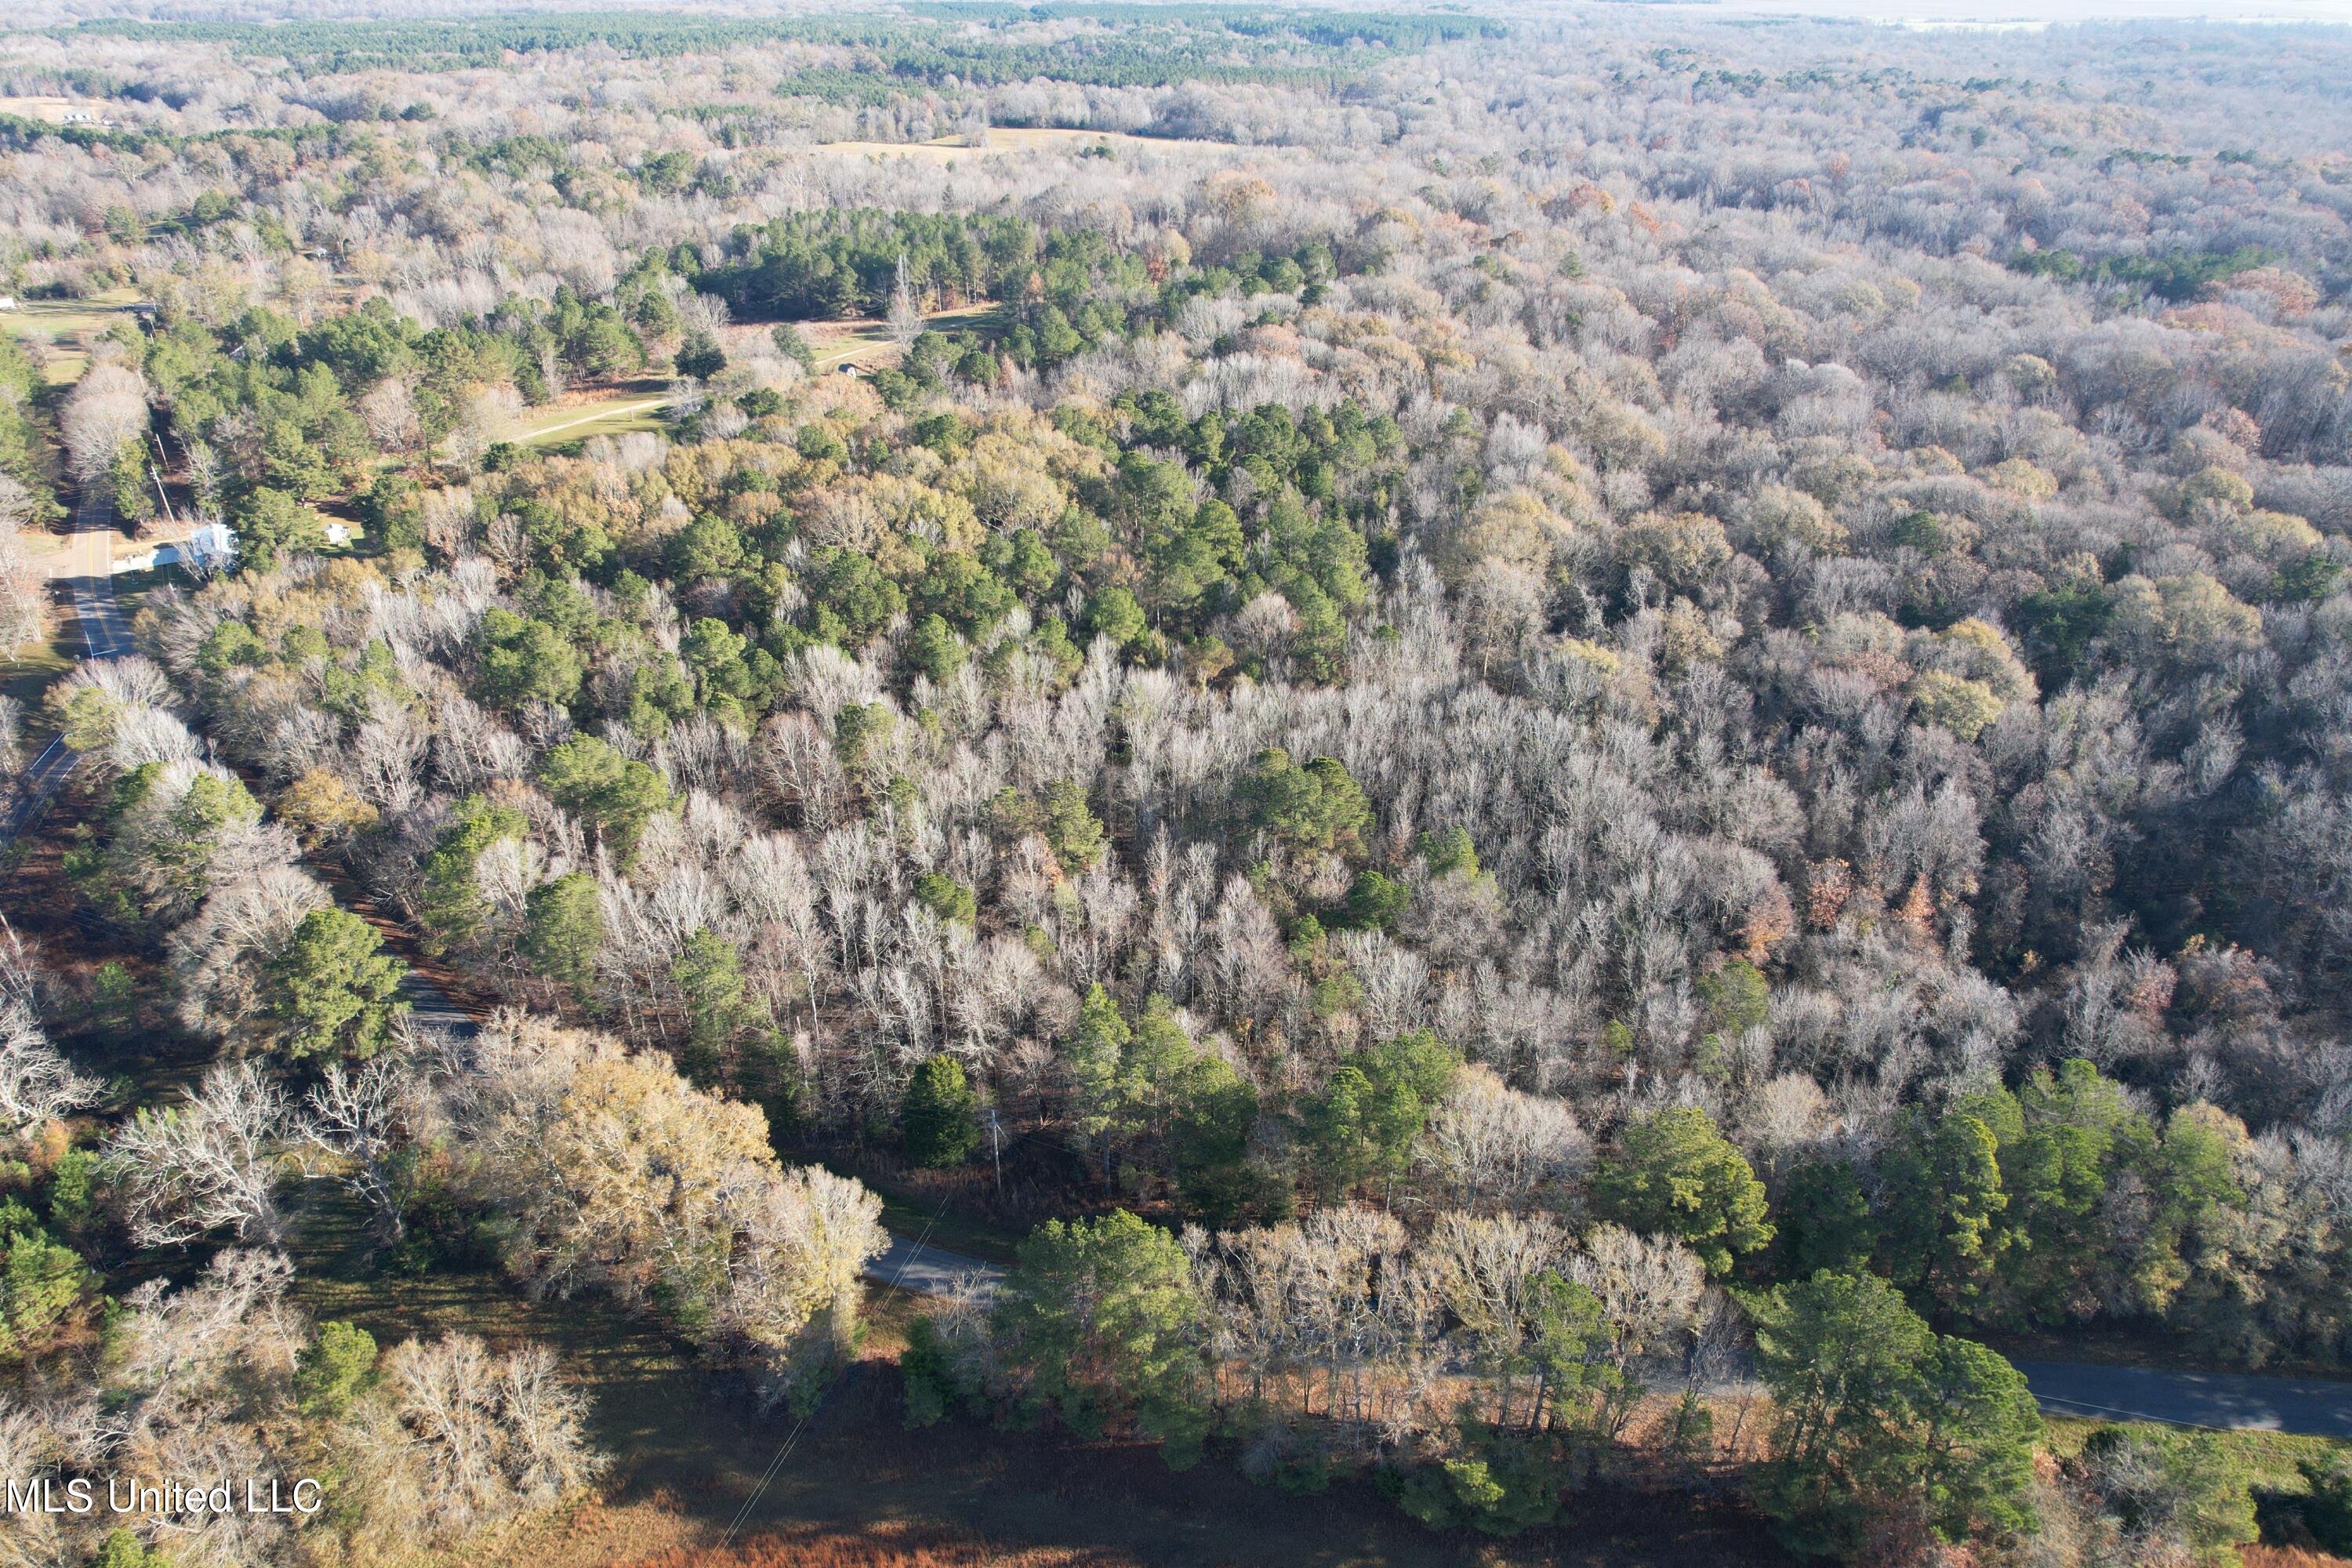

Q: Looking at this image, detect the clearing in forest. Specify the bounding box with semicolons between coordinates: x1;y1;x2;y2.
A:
0;289;147;384
803;127;1224;163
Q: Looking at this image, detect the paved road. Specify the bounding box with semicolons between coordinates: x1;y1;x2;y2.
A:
2017;1359;2352;1436
868;1231;1003;1301
394;964;478;1038
61;482;132;659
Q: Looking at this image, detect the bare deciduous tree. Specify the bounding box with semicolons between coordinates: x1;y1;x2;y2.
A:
0;475;46;652
0;921;99;1145
887;252;922;350
59;360;151;482
103;1061;293;1247
1416;1065;1589;1211
302;1051;436;1240
345;1334;603;1547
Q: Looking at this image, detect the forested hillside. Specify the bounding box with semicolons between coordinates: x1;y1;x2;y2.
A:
4;5;2352;1566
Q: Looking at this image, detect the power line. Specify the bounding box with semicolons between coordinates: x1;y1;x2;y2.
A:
717;1190;959;1550
2031;1390;2280;1436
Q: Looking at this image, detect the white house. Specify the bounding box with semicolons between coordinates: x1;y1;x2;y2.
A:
185;521;237;570
154;524;236;573
0;296;16;313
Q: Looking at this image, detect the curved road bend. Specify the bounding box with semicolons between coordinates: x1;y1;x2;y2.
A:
9;521;2342;1426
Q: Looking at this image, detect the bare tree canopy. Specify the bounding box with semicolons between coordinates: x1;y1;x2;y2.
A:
9;5;2352;1562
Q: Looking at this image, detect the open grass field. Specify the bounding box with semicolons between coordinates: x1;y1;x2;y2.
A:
517;383;676;448
804;128;1221;165
0;95;107;125
0;633;70;720
796;303;995;375
517;303;1000;451
2;288;146;385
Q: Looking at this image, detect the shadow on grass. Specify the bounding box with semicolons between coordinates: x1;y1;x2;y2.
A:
284;1183;1789;1568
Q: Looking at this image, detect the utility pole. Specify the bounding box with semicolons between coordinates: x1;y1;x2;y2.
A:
148;431;176;527
985;1104;1004;1200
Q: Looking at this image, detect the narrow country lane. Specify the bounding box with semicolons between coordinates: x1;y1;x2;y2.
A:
62;481;131;659
2015;1359;2352;1437
867;1229;1004;1300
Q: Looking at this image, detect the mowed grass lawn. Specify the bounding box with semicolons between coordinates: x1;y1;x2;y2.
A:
0;546;153;720
0;636;71;720
2;553;209;720
792;303;996;376
3;289;146;383
517;382;675;447
515;304;999;449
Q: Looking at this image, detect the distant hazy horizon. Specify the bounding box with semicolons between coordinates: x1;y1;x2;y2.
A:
1647;0;2352;21
7;0;2352;34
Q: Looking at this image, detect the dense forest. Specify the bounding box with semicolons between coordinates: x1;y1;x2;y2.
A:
4;4;2352;1567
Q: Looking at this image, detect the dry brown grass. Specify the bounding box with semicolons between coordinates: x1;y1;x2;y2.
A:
2246;1548;2352;1568
624;1522;1098;1568
0;96;85;123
